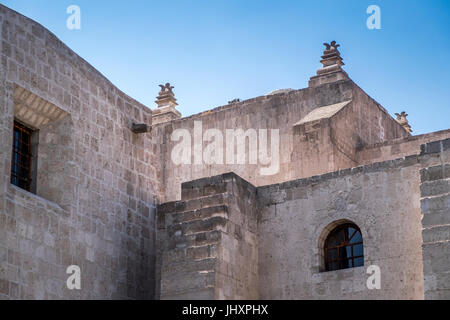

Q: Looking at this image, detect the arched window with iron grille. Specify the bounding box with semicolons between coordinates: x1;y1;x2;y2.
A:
324;223;364;271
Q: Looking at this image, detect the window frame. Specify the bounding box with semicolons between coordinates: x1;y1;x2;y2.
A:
324;223;364;271
10;120;35;192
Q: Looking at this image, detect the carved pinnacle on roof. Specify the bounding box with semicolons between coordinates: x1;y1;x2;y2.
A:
156;82;177;108
309;40;349;87
153;82;181;124
395;111;412;133
158;83;174;94
323;41;340;52
320;40;344;68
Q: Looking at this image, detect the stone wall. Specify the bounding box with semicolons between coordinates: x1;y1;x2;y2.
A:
157;173;258;299
157;153;429;300
154;79;409;202
2;3;449;301
257;156;424;299
0;5;158;299
419;138;450;299
357;129;450;165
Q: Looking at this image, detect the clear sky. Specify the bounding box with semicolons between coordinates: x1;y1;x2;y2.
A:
2;0;449;134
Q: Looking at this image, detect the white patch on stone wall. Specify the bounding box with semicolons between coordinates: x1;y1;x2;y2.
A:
226;128;258;165
259;129;280;176
378;116;385;141
66;265;81;290
204;128;224;165
366;264;381;289
170;121;280;175
171;128;192;165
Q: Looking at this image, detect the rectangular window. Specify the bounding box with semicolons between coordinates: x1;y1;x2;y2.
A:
11;121;34;192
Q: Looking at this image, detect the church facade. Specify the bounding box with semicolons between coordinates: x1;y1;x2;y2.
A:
0;5;449;300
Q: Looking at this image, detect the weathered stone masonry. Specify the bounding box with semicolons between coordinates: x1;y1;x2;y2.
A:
1;5;450;300
257;155;425;299
157;142;449;299
157;173;258;300
420;139;450;299
0;5;158;299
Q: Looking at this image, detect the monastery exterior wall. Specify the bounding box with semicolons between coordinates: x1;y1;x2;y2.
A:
1;4;449;301
357;129;450;165
154;79;409;203
0;5;158;299
419;138;450;299
257;156;424;299
157;173;258;300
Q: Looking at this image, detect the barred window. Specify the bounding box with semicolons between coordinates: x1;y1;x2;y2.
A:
324;223;364;271
11;121;34;192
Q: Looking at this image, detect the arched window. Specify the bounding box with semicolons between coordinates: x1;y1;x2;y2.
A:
324;223;363;271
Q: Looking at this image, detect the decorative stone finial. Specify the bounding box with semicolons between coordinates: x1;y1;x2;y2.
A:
156;83;177;108
152;83;181;125
159;83;174;94
309;40;349;87
395;111;412;133
323;41;340;51
320;41;344;68
228;98;241;104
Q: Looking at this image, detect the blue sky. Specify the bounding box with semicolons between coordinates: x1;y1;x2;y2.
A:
2;0;449;134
